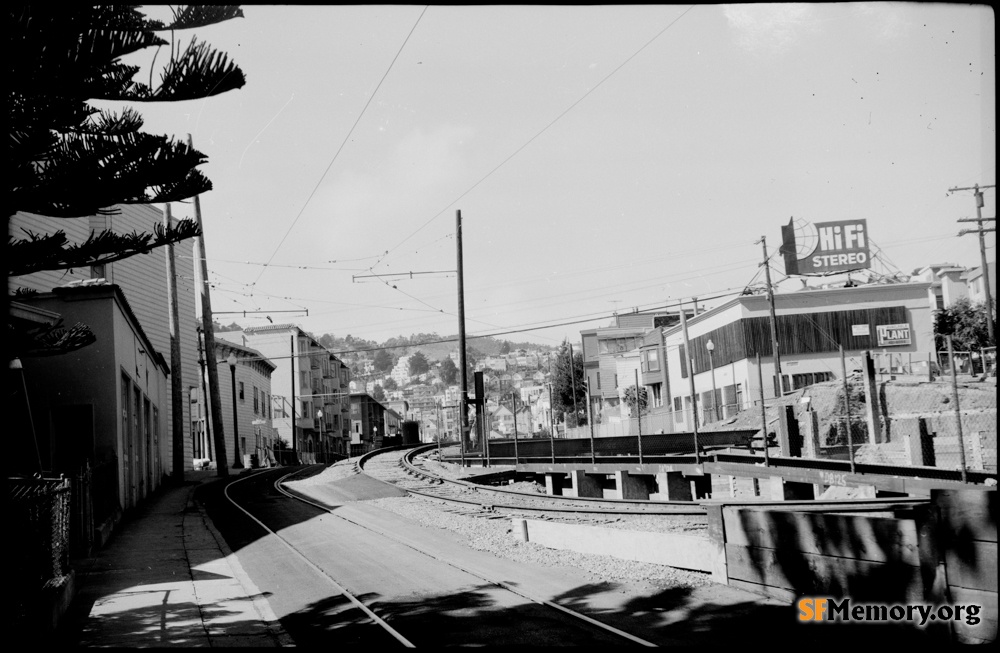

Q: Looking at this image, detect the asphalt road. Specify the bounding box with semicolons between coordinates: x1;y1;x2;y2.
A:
198;465;941;647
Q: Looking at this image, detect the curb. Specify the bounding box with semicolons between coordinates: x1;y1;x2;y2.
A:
191;490;295;647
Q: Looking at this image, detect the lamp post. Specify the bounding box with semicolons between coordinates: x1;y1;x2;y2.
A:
227;353;244;469
317;409;325;464
706;339;719;422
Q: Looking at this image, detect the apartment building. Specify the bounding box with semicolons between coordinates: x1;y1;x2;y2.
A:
217;324;350;458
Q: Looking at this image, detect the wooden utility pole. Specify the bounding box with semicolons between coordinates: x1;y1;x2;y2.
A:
456;210;470;457
290;334;297;462
758;236;784;397
569;342;579;427
165;204;185;482
679;299;700;463
950;183;996;344
189;135;228;477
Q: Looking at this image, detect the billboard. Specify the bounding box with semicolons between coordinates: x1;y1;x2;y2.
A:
781;217;871;276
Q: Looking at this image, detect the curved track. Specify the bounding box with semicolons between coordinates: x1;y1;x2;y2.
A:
361;444;708;517
223;465;661;646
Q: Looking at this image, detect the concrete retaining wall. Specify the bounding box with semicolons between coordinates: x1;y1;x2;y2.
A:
514;518;711;572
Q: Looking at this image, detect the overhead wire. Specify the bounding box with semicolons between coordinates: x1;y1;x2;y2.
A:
248;5;429;291
366;5;697;272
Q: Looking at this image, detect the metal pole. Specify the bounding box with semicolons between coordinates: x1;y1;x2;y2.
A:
708;345;719;421
584;379;596;464
511;392;519;467
634;369;644;464
548;382;556;463
189;134;228;477
841;346;856;474
946;336;969;483
757;353;770;466
456;210;470;462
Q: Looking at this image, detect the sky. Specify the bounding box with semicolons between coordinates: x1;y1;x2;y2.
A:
126;4;995;351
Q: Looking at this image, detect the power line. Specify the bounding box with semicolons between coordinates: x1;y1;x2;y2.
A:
368;5;696;272
250;6;429;290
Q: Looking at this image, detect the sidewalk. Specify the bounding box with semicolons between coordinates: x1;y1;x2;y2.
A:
59;470;292;647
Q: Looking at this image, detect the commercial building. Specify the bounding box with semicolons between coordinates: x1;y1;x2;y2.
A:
654;282;934;432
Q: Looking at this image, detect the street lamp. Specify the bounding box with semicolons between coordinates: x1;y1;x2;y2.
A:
228;352;244;469
317;409;325;465
706;339;719;422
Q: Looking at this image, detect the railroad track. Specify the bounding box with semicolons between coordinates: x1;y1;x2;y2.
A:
224;466;661;647
359;444;708;519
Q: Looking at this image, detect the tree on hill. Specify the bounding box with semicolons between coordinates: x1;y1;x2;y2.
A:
374;349;394;373
8;5;246;360
440;357;458;385
383;377;398;391
551;340;587;426
408;351;430;376
934;297;994;350
499;340;511;355
372;385;386;402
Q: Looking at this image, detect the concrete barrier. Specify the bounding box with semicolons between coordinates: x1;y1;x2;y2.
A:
513;518;711;572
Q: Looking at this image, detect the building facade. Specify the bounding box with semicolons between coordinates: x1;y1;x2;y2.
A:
10;204;201;476
217;324;351;459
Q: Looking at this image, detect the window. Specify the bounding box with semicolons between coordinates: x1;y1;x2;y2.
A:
253;386;259;413
644;349;660;372
238;381;245;401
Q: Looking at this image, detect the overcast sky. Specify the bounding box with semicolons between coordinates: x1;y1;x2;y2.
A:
129;4;995;350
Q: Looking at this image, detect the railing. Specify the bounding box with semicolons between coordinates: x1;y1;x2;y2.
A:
11;474;72;621
462;350;998;479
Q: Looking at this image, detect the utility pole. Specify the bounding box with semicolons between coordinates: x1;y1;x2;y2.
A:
164;203;185;482
196;326;213;461
758;235;784;397
569;342;579;428
679;299;700;463
456;210;470;458
189;135;228;477
290;335;297;463
950;183;996;344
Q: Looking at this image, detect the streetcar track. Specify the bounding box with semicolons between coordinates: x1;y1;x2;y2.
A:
223;470;416;647
273;465;659;647
224;464;660;646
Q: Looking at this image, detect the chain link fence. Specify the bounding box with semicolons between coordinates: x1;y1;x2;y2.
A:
11;475;72;624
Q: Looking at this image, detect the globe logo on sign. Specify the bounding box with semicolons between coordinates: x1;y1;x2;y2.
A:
787;217;819;258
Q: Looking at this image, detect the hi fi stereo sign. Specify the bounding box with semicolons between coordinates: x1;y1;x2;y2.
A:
781;217;871;276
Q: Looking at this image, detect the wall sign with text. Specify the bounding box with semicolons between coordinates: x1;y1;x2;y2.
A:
876;323;911;347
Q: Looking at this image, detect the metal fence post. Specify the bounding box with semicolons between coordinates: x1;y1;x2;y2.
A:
946;336;968;483
757;353;770;466
840;346;856;474
635;369;644;464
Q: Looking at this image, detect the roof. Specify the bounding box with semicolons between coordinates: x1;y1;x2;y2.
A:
40;281;170;373
213;338;277;372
